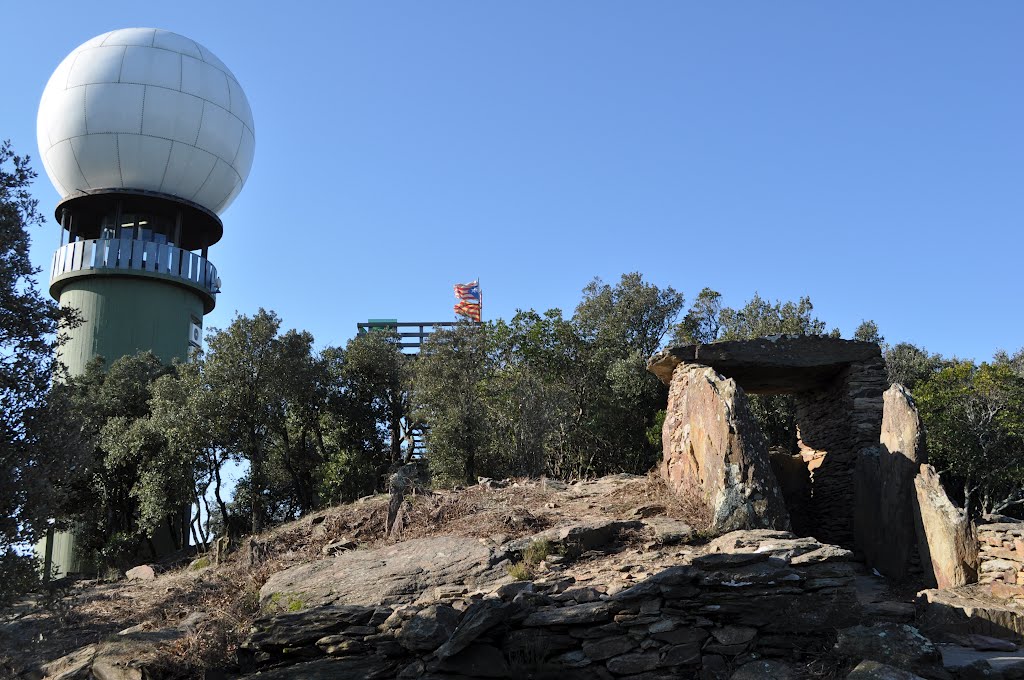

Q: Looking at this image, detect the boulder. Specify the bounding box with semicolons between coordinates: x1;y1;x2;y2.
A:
124;565;155;581
660;364;790;533
918;586;1024;640
834;623;939;674
913;464;978;588
259;536;508;608
641;517;694;545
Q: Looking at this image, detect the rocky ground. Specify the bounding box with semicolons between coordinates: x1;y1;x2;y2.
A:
3;474;1024;680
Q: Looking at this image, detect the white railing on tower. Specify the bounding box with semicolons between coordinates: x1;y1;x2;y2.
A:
50;238;219;295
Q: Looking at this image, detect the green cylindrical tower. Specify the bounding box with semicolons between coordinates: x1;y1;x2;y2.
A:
36;27;255;576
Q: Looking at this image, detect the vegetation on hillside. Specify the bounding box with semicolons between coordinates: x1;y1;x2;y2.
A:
1;142;1022;604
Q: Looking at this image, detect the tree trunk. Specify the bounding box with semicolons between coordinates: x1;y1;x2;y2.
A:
212;454;231;534
251;436;265;534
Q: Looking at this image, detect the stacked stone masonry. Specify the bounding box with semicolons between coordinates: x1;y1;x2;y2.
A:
978;521;1024;597
794;357;886;546
240;531;862;679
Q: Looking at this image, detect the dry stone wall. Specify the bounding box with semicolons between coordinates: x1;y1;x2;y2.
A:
978;520;1024;595
795;357;886;547
241;530;862;679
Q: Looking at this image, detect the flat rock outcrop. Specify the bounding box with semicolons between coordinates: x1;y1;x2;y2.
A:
914;464;978;589
240;529;861;679
661;364;790;533
259;536;510;609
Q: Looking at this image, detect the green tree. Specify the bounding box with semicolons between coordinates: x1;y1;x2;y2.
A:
412;322;493;485
488;309;576;478
0;141;87;597
68;353;186;565
671;287;722;345
673;290;836;449
718;293;835;340
316;344;390;504
884;342;944;390
201;310;307;533
916;360;1024;515
413;273;684;482
148;361;229;548
853;320;883;345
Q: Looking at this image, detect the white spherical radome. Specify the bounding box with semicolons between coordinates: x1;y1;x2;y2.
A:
37;28;255;216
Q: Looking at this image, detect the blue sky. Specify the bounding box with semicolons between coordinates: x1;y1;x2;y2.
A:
5;2;1023;361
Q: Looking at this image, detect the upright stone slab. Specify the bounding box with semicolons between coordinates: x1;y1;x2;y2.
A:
858;384;927;580
661;364;790;533
913;464;978;588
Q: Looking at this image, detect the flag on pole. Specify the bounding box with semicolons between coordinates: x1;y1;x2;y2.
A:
454;280;481;302
453;280;482;321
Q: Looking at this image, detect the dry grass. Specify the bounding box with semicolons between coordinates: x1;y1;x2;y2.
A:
395;482;555;542
606;471;713;533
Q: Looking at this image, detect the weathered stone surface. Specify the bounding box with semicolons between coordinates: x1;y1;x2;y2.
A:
648;336;881;392
834;624;939;673
237;657;398;679
435;601;510;659
259;536;507;608
510;519;644;558
522;602;611;627
846;660;926;680
435;644;510;678
661;365;790;533
641;517;694;545
396;604;461;652
857;385;926;582
582;635;637;661
660;642;702;665
731;659;795;679
124;565;155;581
913;464;978;588
919;586;1024;640
247;605;375;652
937;643;1024;677
711;625;757;646
606;651;660;674
40;645;96;680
